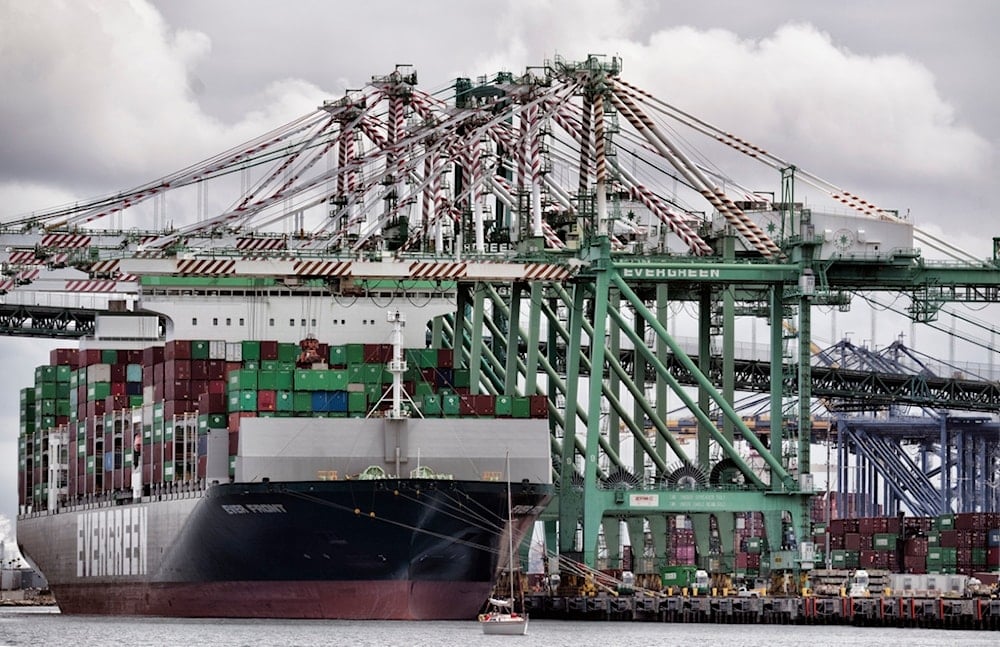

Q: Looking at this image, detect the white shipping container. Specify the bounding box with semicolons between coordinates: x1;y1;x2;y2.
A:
209;340;227;360
86;364;111;384
225;342;243;362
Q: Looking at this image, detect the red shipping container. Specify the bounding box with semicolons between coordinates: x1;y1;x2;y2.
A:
529;395;548;418
50;347;80;367
86;400;107;418
198;392;227;413
81;349;103;366
363;344;384;363
165;359;191;381
988;547;1000;567
104;394;129;411
859;518;876;535
939;530;959;547
903;554;926;574
165;340;191;361
111;382;126;397
226;361;242;375
259;340;279;360
191;360;208;380
164;380;190;401
459;395;476;415
187;380;210;398
206;360;226;380
153;362;164;385
257;390;276;411
437;348;453;368
207;379;226;395
142;345;164;365
905;537;928;556
197;455;207;479
163;399;195;418
142;366;155;387
228;430;240;454
110;364;126;382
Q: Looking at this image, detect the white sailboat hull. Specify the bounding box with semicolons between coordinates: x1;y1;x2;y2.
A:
480;613;528;635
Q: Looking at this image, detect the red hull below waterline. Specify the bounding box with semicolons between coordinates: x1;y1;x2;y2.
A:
52;580;493;620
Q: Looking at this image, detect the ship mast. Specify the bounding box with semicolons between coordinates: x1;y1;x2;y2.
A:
387;309;407;420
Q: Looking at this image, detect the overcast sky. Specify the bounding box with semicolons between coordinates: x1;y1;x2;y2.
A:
1;0;997;542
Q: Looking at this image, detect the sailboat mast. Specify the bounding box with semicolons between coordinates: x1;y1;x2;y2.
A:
506;452;514;603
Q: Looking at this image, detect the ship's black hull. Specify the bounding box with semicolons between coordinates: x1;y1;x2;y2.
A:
18;478;552;619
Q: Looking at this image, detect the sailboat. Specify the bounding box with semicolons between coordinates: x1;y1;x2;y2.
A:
478;454;529;635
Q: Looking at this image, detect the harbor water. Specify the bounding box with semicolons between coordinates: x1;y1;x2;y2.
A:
0;607;996;647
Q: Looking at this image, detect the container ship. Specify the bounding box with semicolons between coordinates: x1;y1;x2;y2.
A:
15;279;554;619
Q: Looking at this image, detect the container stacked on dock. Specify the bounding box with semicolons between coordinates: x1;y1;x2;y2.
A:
733;511;766;580
813;513;998;578
16;339;549;511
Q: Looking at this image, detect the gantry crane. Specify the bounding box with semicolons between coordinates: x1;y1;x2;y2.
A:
4;56;999;578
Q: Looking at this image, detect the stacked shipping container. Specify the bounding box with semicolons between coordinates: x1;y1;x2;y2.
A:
17;339;550;512
813;513;999;577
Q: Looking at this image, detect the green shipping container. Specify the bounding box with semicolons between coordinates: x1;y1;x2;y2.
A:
56;365;73;382
421;394;441;416
257;370;277;390
442;394;460;416
278;343;299;363
199;413;227;431
328;370;349;390
348;391;367;412
87;382;111;402
191;340;210;360
229;369;258;391
276;391;294;412
329;345;347;366
345;344;364;365
495;395;512;416
513;397;536;419
35;382;57;399
275;370;294;390
873;533;897;550
293;391;312;412
363;364;383;384
241;340;261;361
453;369;471;388
35;365;58;383
935;515;955;530
101;349;119;364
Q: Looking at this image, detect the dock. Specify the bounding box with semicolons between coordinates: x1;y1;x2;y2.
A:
523;593;1000;630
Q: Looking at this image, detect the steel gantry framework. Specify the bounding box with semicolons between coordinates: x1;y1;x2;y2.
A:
3;56;1000;574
